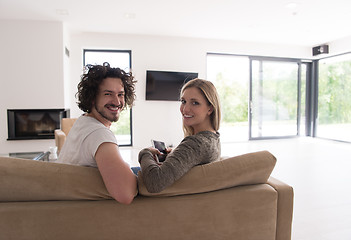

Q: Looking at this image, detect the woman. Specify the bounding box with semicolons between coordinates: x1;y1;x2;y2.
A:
138;78;221;193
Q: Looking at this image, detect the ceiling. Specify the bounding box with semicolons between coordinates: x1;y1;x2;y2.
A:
1;0;351;47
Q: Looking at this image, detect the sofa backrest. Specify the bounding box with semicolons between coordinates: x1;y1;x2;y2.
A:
0;150;276;202
138;150;276;197
0;157;112;202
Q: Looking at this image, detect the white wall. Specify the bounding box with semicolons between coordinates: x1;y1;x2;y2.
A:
328;35;351;56
0;20;65;154
2;19;350;154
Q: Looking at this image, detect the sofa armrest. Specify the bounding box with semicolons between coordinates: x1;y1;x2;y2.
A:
54;129;66;154
267;176;294;240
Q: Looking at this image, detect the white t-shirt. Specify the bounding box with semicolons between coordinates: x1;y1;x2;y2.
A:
57;115;118;167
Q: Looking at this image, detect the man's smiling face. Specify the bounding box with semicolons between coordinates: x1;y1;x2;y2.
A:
92;77;125;126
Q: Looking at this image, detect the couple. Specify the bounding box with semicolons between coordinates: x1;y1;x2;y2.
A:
57;63;221;204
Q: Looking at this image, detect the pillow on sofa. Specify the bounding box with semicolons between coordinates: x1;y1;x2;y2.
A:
138;150;276;197
0;157;112;202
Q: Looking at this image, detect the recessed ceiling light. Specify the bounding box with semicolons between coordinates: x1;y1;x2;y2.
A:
56;9;69;16
285;2;298;9
285;2;299;16
124;13;136;19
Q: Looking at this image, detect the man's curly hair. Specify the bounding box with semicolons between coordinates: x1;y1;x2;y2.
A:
76;62;136;113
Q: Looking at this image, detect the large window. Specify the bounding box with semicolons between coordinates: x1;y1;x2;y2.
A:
207;54;249;142
208;52;351;144
207;54;305;142
317;53;351;142
83;50;133;146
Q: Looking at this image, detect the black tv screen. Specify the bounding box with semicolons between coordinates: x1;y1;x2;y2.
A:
146;70;198;101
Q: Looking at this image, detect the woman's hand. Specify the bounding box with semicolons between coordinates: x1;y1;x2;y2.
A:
148;147;164;165
165;147;173;154
148;147;161;158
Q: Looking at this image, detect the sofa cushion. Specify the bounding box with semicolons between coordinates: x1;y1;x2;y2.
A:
138;150;276;197
0;157;112;202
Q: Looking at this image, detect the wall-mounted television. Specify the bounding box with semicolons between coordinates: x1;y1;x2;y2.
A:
146;70;198;101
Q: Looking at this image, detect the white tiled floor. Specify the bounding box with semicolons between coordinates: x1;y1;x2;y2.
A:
221;137;351;240
121;137;351;240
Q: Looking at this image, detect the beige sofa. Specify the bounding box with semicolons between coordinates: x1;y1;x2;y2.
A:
0;151;293;240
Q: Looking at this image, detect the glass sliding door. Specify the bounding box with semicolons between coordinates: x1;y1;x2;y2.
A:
317;53;351;142
83;49;133;146
250;58;300;139
207;54;305;142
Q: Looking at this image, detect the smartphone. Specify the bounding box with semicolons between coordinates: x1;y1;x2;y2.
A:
151;140;167;162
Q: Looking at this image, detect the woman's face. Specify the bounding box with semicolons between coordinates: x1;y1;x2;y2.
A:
180;87;213;134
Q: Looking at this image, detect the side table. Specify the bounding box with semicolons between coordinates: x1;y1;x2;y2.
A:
7;151;50;161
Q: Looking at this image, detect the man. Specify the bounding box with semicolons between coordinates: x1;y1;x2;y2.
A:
57;62;137;204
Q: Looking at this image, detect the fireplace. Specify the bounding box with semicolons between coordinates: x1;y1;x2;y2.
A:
7;109;70;140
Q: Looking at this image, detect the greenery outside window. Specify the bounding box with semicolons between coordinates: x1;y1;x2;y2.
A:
317;53;351;142
207;54;249;142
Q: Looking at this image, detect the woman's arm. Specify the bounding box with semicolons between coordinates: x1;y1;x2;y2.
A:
138;136;204;193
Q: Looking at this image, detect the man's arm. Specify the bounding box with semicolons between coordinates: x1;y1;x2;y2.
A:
95;142;137;204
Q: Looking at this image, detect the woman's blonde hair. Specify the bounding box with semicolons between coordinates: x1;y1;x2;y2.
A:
180;78;221;137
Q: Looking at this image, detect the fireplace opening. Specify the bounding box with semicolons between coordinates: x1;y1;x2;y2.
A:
7;109;70;140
